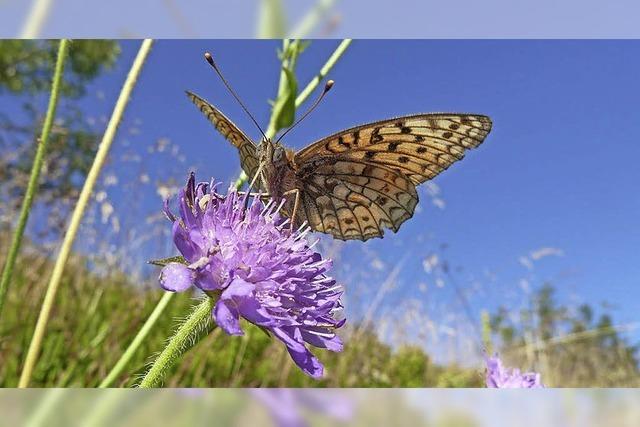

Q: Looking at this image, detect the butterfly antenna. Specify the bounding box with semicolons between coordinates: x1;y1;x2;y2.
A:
275;80;334;144
204;52;268;141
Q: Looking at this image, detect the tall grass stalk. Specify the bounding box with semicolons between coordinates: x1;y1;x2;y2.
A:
99;292;174;387
0;39;69;319
18;39;155;388
511;322;640;354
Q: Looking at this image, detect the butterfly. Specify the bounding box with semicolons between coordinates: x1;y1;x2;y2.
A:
186;89;492;241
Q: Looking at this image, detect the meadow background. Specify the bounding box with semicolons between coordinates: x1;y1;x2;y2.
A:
1;39;639;387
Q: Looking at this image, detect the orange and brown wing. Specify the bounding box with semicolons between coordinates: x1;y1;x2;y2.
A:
186;91;260;180
296;160;418;241
293;113;492;241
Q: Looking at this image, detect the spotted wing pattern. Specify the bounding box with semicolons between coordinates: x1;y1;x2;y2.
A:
186;91;260;180
294;114;492;241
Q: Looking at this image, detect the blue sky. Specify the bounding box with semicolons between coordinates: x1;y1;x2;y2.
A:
4;40;640;356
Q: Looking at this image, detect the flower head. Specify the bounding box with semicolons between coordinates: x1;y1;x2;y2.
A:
485;355;544;388
159;173;345;378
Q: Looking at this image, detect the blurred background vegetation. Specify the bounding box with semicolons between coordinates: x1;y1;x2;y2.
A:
1;232;637;387
0;40;638;387
0;40;120;237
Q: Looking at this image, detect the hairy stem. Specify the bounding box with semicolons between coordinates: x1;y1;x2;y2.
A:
18;39;155;388
0;39;69;319
138;297;214;388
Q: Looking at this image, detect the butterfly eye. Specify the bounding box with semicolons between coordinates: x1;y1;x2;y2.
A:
273;146;285;163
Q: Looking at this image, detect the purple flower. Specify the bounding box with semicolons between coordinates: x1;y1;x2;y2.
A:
159;173;345;378
485;355;544;388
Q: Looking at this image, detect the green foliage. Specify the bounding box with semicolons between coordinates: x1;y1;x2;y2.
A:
148;256;188;267
0;40;120;98
271;67;298;130
388;346;434;387
266;39;308;137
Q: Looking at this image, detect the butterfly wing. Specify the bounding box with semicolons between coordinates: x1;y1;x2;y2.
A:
186;91;260;180
293;113;492;241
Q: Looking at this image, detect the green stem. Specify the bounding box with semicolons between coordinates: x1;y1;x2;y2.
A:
295;38;352;108
138;297;214;388
266;38;292;138
0;39;69;320
99;292;174;387
18;39;155;388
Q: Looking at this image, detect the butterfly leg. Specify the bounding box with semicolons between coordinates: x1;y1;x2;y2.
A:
237;191;271;198
243;162;265;212
282;188;301;232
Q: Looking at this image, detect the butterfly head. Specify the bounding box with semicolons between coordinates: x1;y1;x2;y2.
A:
259;139;289;168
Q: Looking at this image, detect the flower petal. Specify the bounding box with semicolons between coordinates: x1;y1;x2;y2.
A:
485;355;544;388
301;328;343;352
159;263;194;292
172;221;198;261
222;278;255;299
237;296;274;326
285;342;324;379
213;300;244;336
272;327;324;378
162;198;176;222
